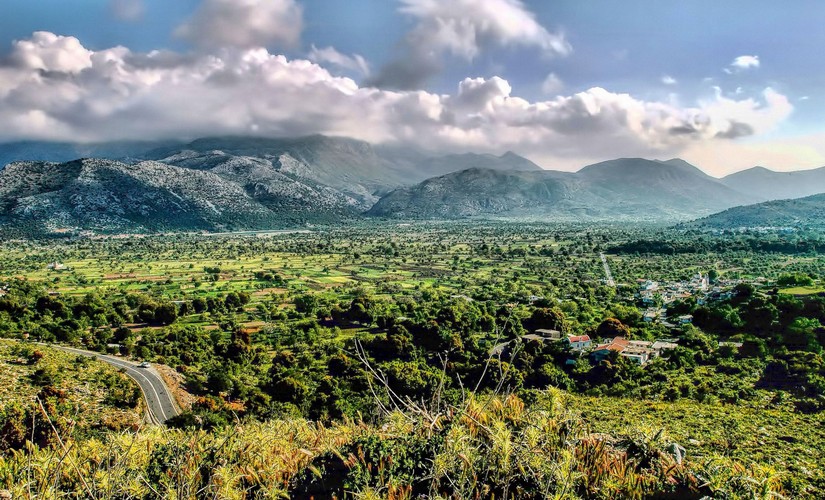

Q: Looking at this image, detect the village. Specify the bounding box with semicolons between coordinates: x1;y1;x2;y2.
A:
492;272;752;366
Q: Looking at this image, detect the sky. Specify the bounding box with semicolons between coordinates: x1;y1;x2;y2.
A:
1;0;824;175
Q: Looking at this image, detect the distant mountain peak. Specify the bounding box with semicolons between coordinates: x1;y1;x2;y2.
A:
721;164;825;201
370;157;755;221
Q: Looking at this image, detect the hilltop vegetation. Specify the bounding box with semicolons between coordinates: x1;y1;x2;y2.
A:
0;390;801;498
0;340;142;452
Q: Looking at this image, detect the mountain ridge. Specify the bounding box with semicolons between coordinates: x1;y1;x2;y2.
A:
719;165;825;201
370;158;758;221
688;192;825;230
4;136;825;234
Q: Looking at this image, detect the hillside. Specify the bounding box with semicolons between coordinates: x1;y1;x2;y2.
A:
0;158;355;236
691;192;825;229
410;151;544;178
1;136;547;207
721;166;825;201
0;388;799;498
151;135;401;203
370;158;758;220
0;340;142;435
6;136;825;230
368;168;592;219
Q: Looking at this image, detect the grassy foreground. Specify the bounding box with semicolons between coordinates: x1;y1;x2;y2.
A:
0;390;791;499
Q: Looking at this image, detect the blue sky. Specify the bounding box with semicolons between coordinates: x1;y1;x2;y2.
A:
1;0;823;174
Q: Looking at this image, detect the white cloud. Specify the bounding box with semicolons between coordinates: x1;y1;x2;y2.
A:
308;45;370;77
398;0;571;59
10;32;92;73
701;87;792;137
0;32;794;173
176;0;303;50
541;73;564;94
725;55;760;73
661;75;677;85
110;0;145;22
368;0;570;89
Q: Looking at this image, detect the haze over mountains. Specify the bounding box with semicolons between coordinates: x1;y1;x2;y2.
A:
369;157;822;220
690;193;825;230
1;135;825;236
719;166;825;202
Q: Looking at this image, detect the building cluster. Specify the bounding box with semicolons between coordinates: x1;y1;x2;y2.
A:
490;329;593;357
637;273;758;307
635;273;757;326
491;328;679;367
590;337;679;365
637;273;710;306
533;329;593;351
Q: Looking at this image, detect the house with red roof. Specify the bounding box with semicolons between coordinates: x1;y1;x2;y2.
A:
566;334;592;351
590;337;654;364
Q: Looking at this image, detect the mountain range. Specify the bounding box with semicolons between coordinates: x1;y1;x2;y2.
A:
370;158;757;220
688;193;825;230
718;166;825;201
1;135;825;235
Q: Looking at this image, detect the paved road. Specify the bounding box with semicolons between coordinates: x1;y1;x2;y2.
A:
600;252;616;287
48;345;180;425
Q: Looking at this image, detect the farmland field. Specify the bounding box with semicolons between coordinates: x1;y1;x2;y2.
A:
2;222;825;496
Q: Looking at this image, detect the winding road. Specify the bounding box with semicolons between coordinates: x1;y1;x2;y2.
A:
47;345;180;425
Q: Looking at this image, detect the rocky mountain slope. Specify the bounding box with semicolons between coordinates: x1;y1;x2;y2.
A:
0;158;354;236
150;136;400;204
0;136;555;235
367;168;586;219
151;136;545;205
369;158;758;221
5;135;825;233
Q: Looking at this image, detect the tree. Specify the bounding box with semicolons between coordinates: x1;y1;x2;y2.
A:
777;273;814;287
523;307;566;333
206;369;233;394
154;303;178;326
596;318;631;339
137;303;157;324
294;294;318;314
192;297;207;313
786;317;823;352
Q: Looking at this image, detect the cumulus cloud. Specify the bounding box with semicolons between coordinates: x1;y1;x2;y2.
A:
661;75;677;85
110;0;145;22
725;55;759;73
308;45;370;77
176;0;303;50
541;73;564;94
9;32;92;73
367;0;571;90
702;87;792;136
0;32;793;171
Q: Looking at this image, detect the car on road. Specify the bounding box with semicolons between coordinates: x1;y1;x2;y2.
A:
138;361;150;368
